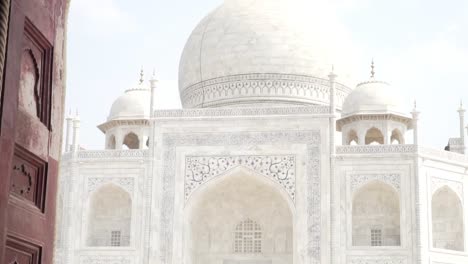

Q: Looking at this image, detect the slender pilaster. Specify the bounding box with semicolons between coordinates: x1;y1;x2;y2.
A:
72;113;80;153
150;70;158;119
328;68;338;264
65;110;73;152
458;101;465;153
411;102;420;145
146;70;158;264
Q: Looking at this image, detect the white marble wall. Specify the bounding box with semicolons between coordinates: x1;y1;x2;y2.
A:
56;107;468;264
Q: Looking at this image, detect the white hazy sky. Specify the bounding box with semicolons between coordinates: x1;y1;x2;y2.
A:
66;0;468;150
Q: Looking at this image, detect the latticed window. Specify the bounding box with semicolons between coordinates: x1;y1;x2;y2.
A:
371;229;382;246
110;230;121;247
234;219;262;254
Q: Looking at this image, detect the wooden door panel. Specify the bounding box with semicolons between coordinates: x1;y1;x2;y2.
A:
5;235;41;264
10;145;48;212
0;0;66;263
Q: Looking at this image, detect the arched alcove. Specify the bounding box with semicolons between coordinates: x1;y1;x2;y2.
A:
432;186;464;251
352;181;401;246
391;129;404;145
365;127;384;145
123;132;139;149
185;170;293;264
86;184;132;247
107;135;116;149
347;129;359;145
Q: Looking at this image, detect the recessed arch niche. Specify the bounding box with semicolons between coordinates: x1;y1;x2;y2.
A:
352;180;401;247
432;186;464;251
86;183;132;247
184;168;294;264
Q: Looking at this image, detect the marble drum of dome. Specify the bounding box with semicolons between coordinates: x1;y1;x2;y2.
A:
179;0;356;108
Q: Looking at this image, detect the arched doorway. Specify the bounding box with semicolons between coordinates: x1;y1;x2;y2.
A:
185;169;294;264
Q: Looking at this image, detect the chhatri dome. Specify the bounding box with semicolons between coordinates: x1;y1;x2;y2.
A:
338;63;412;145
107;70;151;121
341;63;409;118
179;0;357;108
98;70;155;150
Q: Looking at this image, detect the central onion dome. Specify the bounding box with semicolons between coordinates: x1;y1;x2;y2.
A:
179;0;357;108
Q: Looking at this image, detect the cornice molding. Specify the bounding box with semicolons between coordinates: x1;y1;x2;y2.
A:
180;73;352;108
337;113;413;131
153;105;331;119
97;119;149;133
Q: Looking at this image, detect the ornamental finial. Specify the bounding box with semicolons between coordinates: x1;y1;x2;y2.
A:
139;66;144;85
370;59;375;78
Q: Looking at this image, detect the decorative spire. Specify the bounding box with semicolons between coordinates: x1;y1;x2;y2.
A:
411;100;420;115
370;59;375;79
150;68;157;80
139;66;144;85
328;64;337;80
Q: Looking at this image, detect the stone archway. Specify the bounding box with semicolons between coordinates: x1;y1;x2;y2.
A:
184;168;294;264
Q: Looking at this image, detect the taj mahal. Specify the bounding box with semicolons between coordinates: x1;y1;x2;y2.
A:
54;1;468;264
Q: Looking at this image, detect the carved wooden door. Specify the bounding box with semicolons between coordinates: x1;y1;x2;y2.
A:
0;0;66;263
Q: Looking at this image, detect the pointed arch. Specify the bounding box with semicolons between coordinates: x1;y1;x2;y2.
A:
432;186;464;251
123;132;139;149
352;180;401;246
347;129;359;145
86;183;132;247
391;129;404;144
184;168;293;263
365;127;384;145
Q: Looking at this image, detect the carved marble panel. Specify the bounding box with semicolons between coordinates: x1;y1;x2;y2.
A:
87;177;135;195
180;73;351;108
184;155;296;202
350;173;401;193
159;130;321;264
80;256;131;264
10;145;47;211
348;257;406;264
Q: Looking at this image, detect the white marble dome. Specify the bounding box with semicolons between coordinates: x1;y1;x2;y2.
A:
341;79;409;118
108;85;150;121
179;0;357;108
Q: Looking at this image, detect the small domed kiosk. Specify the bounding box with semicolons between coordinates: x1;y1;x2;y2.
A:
98;70;155;150
337;63;413;145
